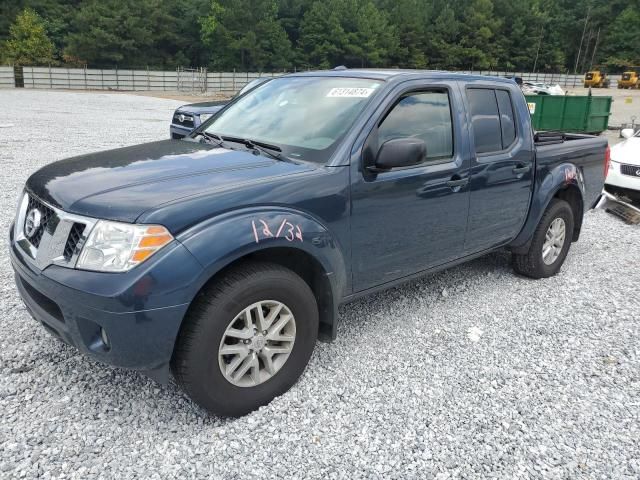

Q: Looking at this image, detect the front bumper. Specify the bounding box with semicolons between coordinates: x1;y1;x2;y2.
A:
9;226;202;382
605;161;640;197
170;123;193;139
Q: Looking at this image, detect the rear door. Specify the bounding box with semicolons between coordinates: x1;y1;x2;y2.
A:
463;86;534;253
350;81;471;292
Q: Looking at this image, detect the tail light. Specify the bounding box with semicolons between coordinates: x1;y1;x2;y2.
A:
604;144;611;178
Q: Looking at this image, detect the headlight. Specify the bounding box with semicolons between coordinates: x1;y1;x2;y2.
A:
76;220;173;272
199;113;213;123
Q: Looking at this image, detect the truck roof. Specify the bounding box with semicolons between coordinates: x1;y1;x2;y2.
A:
288;68;516;85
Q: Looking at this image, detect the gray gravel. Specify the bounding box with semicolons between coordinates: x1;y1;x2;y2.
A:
1;90;639;479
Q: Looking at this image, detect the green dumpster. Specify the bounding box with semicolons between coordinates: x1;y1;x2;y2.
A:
525;94;612;134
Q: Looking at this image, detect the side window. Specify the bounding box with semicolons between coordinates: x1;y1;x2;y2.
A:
467;88;501;154
495;90;516;148
378;91;453;160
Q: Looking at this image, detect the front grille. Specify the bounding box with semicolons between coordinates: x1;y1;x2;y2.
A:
173;112;194;128
620;164;640;177
24;195;55;248
63;223;86;261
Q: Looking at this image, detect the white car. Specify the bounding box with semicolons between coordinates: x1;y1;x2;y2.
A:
606;128;640;203
522;82;565;96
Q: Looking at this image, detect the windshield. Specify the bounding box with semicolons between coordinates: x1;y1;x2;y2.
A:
203;76;383;163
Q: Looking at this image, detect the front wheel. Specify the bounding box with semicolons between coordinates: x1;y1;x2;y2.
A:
513;199;575;279
172;262;319;417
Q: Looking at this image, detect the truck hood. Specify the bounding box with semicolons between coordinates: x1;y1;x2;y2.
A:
26;139;314;223
611;137;640;166
176;101;227;114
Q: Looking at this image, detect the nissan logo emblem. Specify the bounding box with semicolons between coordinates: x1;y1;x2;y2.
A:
636;169;640;177
24;208;42;238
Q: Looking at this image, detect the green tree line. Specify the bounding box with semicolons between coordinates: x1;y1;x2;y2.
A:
1;0;639;72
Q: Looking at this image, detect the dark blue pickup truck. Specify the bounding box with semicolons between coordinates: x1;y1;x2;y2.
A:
10;70;608;416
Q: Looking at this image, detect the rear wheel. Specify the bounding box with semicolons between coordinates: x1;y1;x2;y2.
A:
513;199;574;279
172;262;318;417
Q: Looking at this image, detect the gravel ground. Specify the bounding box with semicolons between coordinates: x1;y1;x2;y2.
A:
1;90;639;479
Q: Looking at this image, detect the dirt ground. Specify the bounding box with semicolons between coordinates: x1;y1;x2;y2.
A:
128;90;232;103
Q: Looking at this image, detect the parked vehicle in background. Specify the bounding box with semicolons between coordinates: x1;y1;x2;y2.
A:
618;68;639;89
605;128;640;204
584;70;610;88
521;82;565;95
11;70;608;417
170;77;271;139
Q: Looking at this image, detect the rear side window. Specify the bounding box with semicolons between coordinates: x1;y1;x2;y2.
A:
495;90;516;148
467;89;501;154
468;88;518;154
378;91;453;160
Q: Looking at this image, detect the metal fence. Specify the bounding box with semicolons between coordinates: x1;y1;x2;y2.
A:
0;66;15;88
15;66;286;94
463;71;615;88
1;66;620;93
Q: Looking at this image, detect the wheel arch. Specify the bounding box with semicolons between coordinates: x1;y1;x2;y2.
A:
553;184;584;241
187;247;339;342
510;165;586;253
175;207;347;345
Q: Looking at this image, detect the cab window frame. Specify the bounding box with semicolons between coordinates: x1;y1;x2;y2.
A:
363;87;456;171
465;86;519;157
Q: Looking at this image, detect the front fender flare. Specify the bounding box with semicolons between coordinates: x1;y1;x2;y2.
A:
176;207;348;336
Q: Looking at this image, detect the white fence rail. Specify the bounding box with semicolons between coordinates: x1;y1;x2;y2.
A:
0;66;15;88
17;66;286;94
464;71;611;88
2;66;619;93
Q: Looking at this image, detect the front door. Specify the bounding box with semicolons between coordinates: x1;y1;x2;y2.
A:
350;84;471;292
463;86;534;253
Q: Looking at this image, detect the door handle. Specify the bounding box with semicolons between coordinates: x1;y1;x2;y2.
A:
446;177;469;188
512;164;531;175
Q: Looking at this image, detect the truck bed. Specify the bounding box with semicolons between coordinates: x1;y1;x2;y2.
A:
534;131;608;211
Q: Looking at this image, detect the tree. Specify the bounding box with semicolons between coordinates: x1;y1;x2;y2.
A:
601;6;640;69
458;0;501;69
298;0;347;68
64;0;154;67
378;0;430;68
298;0;397;68
201;0;292;70
2;8;54;65
342;0;398;67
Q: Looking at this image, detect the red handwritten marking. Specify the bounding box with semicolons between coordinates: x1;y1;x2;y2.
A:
259;220;274;238
251;221;259;243
564;168;576;184
276;218;288;237
252;217;304;244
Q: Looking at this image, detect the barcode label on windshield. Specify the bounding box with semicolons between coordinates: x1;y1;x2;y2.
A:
326;87;374;98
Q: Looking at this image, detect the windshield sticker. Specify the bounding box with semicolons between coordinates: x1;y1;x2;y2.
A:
326;87;375;98
252;218;303;243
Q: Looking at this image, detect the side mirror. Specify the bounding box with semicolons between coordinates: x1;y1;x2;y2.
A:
372;138;426;171
621;128;634;139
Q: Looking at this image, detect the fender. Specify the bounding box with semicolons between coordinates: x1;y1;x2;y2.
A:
509;162;586;252
176;206;348;338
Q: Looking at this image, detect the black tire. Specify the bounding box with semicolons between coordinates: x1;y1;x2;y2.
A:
171;262;318;417
513;199;574;279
